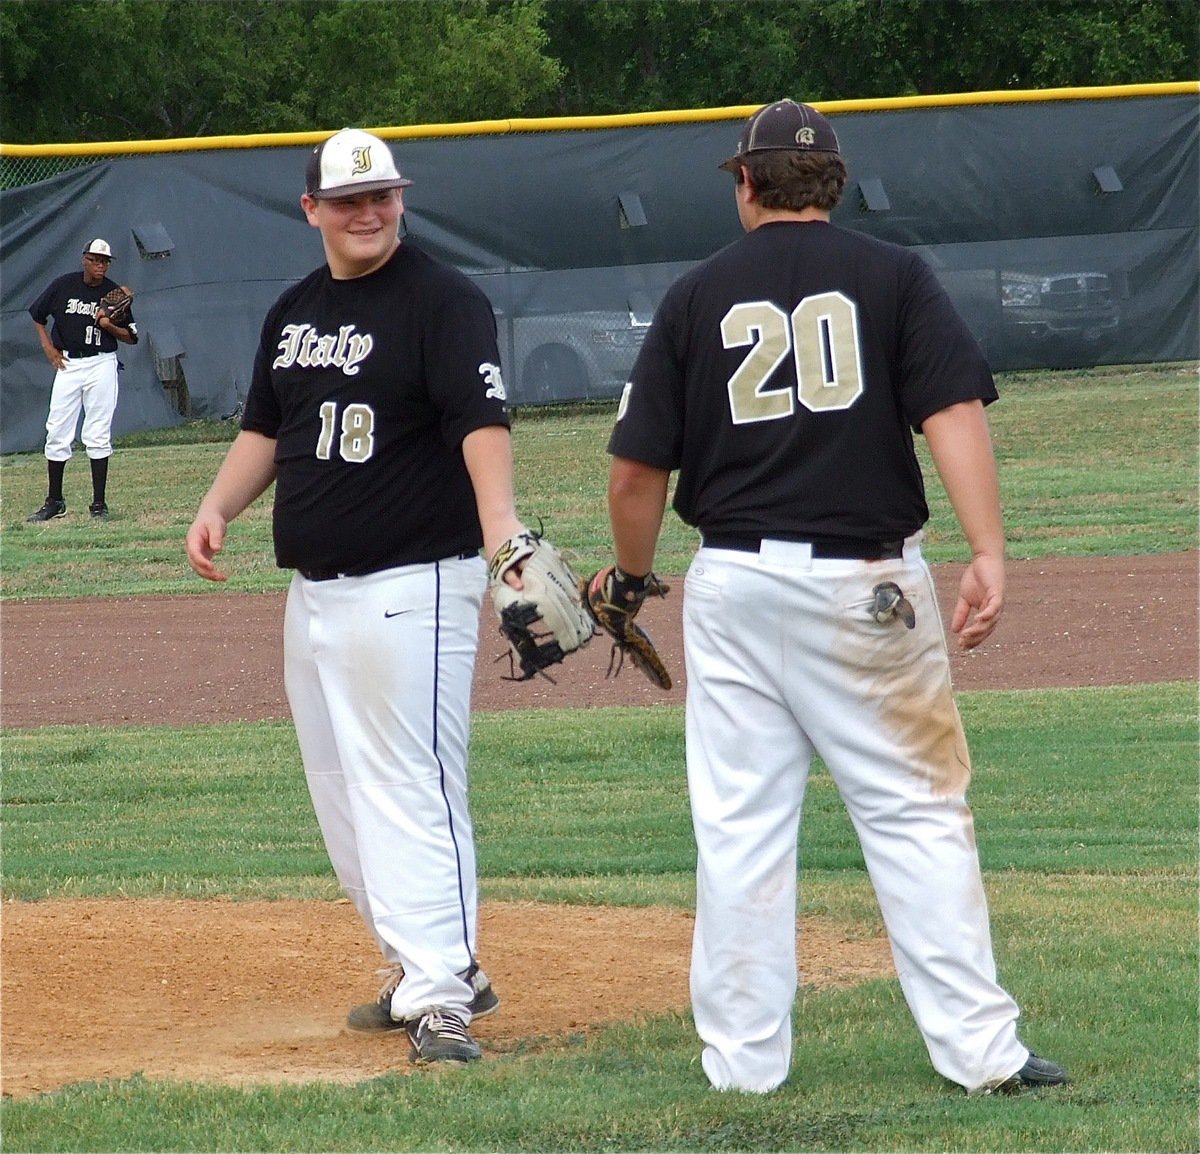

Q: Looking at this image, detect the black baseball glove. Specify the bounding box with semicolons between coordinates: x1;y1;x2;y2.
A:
582;565;672;689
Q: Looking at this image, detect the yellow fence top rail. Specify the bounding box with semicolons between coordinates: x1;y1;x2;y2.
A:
2;81;1196;158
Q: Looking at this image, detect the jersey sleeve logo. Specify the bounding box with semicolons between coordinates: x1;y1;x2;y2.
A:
479;361;506;401
273;323;373;376
616;381;633;421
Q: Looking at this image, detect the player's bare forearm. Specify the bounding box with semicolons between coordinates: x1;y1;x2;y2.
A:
608;457;670;577
923;401;1004;556
33;321;63;370
185;430;277;581
462;424;524;581
922;401;1006;649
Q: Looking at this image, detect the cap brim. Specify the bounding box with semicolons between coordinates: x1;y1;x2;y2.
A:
310;176;413;199
717;155;743;173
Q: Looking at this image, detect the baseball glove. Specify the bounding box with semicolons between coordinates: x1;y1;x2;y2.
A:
490;530;594;681
582;565;672;690
97;285;134;325
870;580;916;629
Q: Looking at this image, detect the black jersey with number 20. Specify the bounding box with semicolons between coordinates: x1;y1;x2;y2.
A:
241;243;510;573
609;220;998;544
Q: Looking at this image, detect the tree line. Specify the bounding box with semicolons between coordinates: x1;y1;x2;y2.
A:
1;0;1196;144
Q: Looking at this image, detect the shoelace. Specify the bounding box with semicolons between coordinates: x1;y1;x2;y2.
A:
421;1010;471;1041
376;961;485;1000
374;963;406;1003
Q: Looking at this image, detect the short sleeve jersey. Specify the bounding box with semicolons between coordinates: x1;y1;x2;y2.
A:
608;220;998;544
29;272;136;357
241;243;510;573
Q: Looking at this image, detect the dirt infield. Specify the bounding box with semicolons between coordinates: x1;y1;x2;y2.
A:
3;554;1196;729
2;552;1195;1097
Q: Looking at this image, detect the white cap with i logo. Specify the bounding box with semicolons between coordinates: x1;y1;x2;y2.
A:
305;128;413;199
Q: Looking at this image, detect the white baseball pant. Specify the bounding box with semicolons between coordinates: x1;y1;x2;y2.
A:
283;554;487;1020
681;534;1028;1094
43;351;119;461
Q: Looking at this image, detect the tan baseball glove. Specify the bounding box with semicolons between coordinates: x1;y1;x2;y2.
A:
490;530;594;681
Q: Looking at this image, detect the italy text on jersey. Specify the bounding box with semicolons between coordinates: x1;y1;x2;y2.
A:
273;324;374;375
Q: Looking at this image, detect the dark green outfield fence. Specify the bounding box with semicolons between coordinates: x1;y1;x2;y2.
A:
1;83;1195;453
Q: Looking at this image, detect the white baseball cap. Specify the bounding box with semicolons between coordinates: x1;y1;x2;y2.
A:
83;238;113;259
305;128;413;199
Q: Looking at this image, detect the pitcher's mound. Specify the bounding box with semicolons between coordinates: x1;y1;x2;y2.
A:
1;898;893;1098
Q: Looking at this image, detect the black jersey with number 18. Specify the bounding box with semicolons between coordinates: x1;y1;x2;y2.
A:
241;243;510;573
609;220;997;544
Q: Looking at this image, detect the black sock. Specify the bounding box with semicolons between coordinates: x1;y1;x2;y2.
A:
47;459;66;503
90;457;109;506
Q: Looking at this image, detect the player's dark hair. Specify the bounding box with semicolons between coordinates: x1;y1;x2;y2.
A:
740;151;847;212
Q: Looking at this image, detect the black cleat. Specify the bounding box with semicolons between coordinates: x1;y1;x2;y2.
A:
27;498;67;522
346;961;499;1032
405;1009;481;1064
992;1053;1069;1094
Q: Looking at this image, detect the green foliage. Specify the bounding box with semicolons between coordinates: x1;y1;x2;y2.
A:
503;0;1200;116
812;0;1200;97
0;0;561;142
297;0;561;128
1;0;306;140
1;0;1197;143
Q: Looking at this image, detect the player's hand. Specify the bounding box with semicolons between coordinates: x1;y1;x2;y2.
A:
185;514;229;582
949;552;1004;651
46;348;64;371
483;520;529;591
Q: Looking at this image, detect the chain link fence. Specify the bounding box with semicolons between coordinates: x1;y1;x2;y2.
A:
0;154;114;191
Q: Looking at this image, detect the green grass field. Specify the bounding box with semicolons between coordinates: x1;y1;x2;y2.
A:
1;362;1196;598
2;363;1197;1152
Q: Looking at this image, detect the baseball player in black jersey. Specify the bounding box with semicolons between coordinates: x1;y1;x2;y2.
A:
602;101;1068;1096
185;129;530;1065
26;238;138;522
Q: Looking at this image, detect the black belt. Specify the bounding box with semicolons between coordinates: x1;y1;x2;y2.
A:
701;534;904;561
299;551;478;582
64;350;102;359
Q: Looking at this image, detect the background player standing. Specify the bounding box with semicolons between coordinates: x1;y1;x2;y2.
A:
27;238;137;522
600;100;1068;1096
185;128;524;1065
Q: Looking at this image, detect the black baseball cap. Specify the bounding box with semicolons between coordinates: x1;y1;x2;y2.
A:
718;99;840;172
305;128;413;199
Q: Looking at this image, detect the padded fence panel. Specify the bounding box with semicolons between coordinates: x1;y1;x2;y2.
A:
1;91;1194;450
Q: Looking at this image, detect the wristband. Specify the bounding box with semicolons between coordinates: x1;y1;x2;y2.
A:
612;567;651;604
